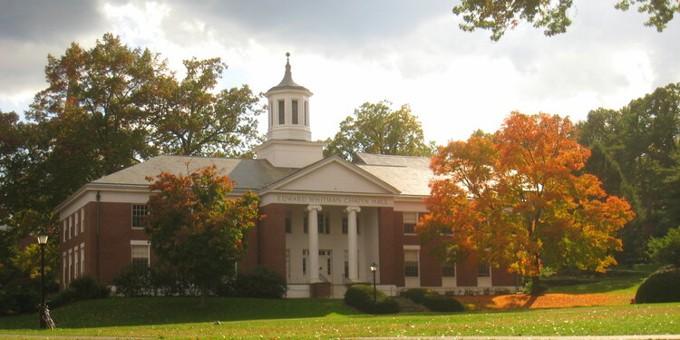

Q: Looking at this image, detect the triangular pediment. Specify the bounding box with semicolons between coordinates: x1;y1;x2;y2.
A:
264;156;399;195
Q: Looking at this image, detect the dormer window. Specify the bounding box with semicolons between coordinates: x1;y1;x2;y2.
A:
278;100;285;125
292;100;299;124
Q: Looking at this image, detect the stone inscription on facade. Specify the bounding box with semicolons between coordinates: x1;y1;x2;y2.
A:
272;193;392;207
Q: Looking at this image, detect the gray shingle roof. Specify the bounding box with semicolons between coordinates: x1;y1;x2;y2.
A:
93;155;295;190
355;153;433;196
355;152;431;168
91;153;433;197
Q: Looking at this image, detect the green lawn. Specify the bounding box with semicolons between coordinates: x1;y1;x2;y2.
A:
1;297;679;338
544;264;656;295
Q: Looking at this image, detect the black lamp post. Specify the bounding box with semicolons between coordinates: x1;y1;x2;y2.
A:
36;235;54;329
370;262;377;303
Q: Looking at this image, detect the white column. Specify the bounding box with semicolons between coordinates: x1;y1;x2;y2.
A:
307;205;322;283
346;206;361;282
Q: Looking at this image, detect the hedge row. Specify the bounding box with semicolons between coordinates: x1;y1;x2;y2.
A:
401;288;465;312
344;285;399;314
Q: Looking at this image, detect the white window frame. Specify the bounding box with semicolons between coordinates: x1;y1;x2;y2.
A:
68;249;73;283
403;245;421;288
73;247;79;279
80;208;85;233
131;205;148;229
403;212;418;235
80;243;85;277
62;252;67;286
130;240;151;267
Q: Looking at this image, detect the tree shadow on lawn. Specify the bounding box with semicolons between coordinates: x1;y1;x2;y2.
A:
544;275;645;294
0;297;360;330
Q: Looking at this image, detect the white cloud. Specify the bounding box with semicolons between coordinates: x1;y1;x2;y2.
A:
1;0;678;146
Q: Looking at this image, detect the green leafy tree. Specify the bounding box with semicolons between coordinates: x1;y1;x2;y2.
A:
452;0;679;41
647;227;680;267
145;166;260;297
150;58;263;157
578;83;680;261
324;101;435;161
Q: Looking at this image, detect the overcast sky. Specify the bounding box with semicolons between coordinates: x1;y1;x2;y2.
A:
1;0;679;144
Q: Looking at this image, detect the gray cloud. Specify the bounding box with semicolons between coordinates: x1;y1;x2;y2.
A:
0;0;103;42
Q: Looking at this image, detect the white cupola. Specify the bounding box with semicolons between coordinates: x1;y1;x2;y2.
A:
264;52;313;141
255;53;325;168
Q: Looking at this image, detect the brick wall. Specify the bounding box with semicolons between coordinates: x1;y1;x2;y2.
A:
257;204;287;279
377;207;404;286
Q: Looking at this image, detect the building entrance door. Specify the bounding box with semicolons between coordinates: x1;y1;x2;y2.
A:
319;249;332;282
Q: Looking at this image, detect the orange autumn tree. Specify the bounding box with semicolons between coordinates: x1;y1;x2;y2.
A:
418;112;635;289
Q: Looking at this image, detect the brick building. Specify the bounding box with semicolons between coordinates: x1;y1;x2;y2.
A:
56;56;518;297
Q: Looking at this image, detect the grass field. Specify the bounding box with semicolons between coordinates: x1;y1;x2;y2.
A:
0;297;679;338
1;266;676;338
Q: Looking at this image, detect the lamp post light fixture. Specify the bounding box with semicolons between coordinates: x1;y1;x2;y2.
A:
36;235;55;330
370;262;377;303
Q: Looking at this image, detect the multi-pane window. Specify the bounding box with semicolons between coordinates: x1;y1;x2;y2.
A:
285;212;292;234
442;263;456;277
304;212;329;234
478;262;491;277
303;212;308;233
62;252;67;287
344;250;349;279
131;243;150;268
74;250;79;279
292;99;299;124
68;249;73;282
403;212;417;234
278;100;285;124
318;213;330;234
132;205;148;228
302;249;308;275
404;250;419;277
80;208;85;233
285;249;290;280
80;243;85;277
341;216;361;234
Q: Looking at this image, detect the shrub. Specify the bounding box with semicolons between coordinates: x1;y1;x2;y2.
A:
401;288;431;304
422;294;465;312
647;227;680;266
344;284;399;314
0;285;39;314
371;298;400;314
635;266;680;303
233;267;286;298
69;277;110;299
51;277;109;308
402;288;465;312
113;265;152;297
